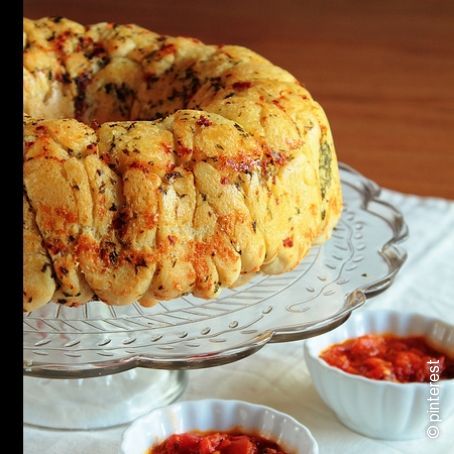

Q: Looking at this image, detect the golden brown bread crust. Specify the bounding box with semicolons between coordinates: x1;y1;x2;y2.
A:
23;17;342;310
23;195;57;311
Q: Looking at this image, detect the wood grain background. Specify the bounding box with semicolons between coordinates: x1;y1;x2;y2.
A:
24;0;454;198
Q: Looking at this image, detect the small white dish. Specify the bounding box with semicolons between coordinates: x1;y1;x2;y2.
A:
304;309;454;440
121;398;318;453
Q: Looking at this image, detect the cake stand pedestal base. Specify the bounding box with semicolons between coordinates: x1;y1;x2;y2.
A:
23;369;187;430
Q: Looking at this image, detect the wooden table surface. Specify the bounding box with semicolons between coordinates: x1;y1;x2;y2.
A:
24;0;454;198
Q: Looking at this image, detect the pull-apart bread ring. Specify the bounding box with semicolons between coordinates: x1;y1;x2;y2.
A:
23;17;342;311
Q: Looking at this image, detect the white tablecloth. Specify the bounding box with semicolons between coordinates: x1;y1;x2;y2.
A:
24;189;454;453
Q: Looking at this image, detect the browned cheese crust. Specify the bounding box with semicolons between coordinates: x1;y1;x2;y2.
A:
23;17;342;310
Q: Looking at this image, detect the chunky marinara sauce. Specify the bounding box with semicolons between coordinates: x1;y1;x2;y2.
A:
149;430;289;454
320;334;454;383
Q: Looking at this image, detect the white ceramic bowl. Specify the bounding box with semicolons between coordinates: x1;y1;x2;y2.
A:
304;309;454;440
121;398;318;453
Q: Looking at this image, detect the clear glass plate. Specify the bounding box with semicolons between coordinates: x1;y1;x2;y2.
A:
23;164;408;378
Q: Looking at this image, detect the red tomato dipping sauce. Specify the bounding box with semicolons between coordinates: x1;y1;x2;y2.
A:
320;334;454;383
149;430;290;454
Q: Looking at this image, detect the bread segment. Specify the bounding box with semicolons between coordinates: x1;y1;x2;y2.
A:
23;195;57;312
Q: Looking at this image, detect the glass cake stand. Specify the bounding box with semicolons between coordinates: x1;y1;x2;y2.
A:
23;163;408;429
